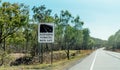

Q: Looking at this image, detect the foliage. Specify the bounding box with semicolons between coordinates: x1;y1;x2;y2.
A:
0;1;29;51
91;37;107;49
82;28;90;49
0;51;14;66
0;1;97;65
32;5;53;23
107;30;120;50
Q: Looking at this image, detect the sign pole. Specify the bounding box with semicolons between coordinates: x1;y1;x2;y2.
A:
38;23;54;64
38;43;40;62
51;43;53;64
41;44;43;64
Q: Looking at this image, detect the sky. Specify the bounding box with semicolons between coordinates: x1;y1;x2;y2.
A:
3;0;120;40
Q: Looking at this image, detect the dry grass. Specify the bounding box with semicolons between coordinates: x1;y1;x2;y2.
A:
0;50;93;70
53;50;93;70
10;53;26;59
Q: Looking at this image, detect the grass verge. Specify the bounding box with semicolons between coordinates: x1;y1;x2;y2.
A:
0;50;93;70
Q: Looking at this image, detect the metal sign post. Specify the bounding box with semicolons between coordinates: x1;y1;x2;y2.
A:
38;23;54;64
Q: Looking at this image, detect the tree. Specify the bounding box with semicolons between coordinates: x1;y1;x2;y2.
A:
29;23;39;57
88;39;95;49
32;5;53;23
108;35;115;49
72;16;84;51
114;30;120;49
7;29;26;53
0;2;29;51
54;14;63;50
108;30;120;50
82;28;90;49
23;22;33;53
72;16;84;30
32;5;54;63
59;10;72;60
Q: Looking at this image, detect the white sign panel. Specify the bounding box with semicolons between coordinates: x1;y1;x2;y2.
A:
38;23;54;43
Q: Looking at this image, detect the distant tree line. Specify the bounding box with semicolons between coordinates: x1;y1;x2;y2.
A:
107;30;120;50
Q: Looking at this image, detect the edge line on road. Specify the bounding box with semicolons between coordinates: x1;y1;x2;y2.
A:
90;50;97;70
105;51;120;60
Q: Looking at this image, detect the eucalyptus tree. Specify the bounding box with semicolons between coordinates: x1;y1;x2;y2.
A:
32;5;53;46
59;10;73;60
64;25;77;59
29;23;39;57
23;23;34;53
88;39;95;49
54;14;63;50
0;1;29;51
72;16;84;51
82;28;90;49
32;5;54;63
7;29;26;53
108;30;120;50
114;30;120;49
32;5;53;23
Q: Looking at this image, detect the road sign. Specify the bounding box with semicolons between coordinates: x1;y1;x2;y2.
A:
38;23;54;43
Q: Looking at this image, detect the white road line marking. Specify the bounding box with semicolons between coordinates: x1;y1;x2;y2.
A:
90;50;97;70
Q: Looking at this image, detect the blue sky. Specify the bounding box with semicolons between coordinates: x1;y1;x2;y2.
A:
3;0;120;40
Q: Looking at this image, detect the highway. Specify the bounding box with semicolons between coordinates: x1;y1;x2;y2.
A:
69;48;120;70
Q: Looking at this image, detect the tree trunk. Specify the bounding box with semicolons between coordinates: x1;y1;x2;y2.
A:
3;38;6;51
67;48;70;60
67;43;70;60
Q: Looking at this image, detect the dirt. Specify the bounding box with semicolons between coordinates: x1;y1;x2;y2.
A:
10;53;26;59
114;49;120;53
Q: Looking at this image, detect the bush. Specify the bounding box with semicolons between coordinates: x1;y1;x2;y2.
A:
10;56;33;66
0;51;14;66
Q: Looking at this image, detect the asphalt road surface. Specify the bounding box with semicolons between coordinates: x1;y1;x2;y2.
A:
69;48;120;70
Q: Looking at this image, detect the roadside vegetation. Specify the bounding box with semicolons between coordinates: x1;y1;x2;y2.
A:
0;50;92;70
0;0;106;69
107;30;120;52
